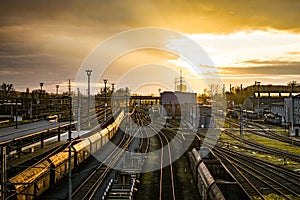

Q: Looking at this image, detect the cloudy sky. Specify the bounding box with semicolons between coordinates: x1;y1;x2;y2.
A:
0;0;300;94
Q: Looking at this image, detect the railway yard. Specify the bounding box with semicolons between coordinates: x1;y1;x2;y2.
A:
0;105;300;200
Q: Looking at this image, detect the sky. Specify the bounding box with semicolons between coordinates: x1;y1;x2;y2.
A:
0;0;300;94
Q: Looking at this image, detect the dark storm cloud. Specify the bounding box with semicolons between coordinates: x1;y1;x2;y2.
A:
0;0;300;90
1;0;300;32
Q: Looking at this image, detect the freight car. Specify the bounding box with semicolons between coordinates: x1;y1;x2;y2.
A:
264;113;282;125
8;110;125;200
190;147;251;200
226;109;238;119
190;147;225;200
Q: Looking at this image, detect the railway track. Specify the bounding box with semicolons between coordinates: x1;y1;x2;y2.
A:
133;109;177;200
135;114;151;154
227;119;300;147
223;129;300;163
248;121;300;146
212;146;300;199
71;117;130;200
100;112;151;200
71;109;145;200
150;124;176;200
194;130;300;199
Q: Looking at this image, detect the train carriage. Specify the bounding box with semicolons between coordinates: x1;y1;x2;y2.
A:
191;148;225;200
87;133;102;154
106;123;116;139
115;110;124;126
9;160;51;200
191;148;250;200
72;139;90;165
48;150;74;184
100;128;109;145
7;110;125;199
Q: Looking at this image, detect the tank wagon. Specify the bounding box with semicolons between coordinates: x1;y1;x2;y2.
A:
190;147;251;200
8;110;124;200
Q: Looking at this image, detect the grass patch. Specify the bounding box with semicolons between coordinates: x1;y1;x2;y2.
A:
243;132;300;155
219;128;300;170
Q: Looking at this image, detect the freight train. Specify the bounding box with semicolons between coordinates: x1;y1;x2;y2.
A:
7;110;125;200
190;147;250;200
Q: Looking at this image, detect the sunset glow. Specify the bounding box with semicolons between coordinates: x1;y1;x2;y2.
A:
0;1;299;93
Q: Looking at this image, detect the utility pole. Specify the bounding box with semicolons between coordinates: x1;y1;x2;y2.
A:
125;87;129;136
77;88;81;136
30;98;33;122
240;107;244;137
111;83;115;93
68;79;71;96
103;79;108;122
68;79;72;200
291;96;294;135
240;84;243;95
179;69;183;92
1;146;7;200
111;83;115;109
86;70;92;127
56;85;59;96
39;82;44;119
15;99;18;129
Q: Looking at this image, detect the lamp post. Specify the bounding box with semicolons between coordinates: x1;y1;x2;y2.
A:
40;82;44;92
15;99;18;129
255;81;261;116
111;83;115;109
111;83;115;93
38;83;44;119
103;79;108;122
14;99;22;129
56;85;59;96
67;95;72;200
1;146;7;200
86;70;92;127
125;87;129;134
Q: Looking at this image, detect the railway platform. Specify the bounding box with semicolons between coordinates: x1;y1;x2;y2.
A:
0;120;75;145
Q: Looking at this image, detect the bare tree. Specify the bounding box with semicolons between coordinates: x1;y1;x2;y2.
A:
208;83;220;97
287;80;298;86
0;83;14;97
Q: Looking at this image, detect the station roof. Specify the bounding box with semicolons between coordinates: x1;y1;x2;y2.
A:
0;121;75;145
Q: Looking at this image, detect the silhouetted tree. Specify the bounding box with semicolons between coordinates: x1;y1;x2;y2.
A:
0;83;14;97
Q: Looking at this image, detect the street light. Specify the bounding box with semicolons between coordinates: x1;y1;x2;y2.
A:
103;79;108;121
56;85;59;96
111;83;115;93
255;81;261;116
60;94;73;200
40;82;44;92
86;70;92;127
65;94;73;200
111;83;115;109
